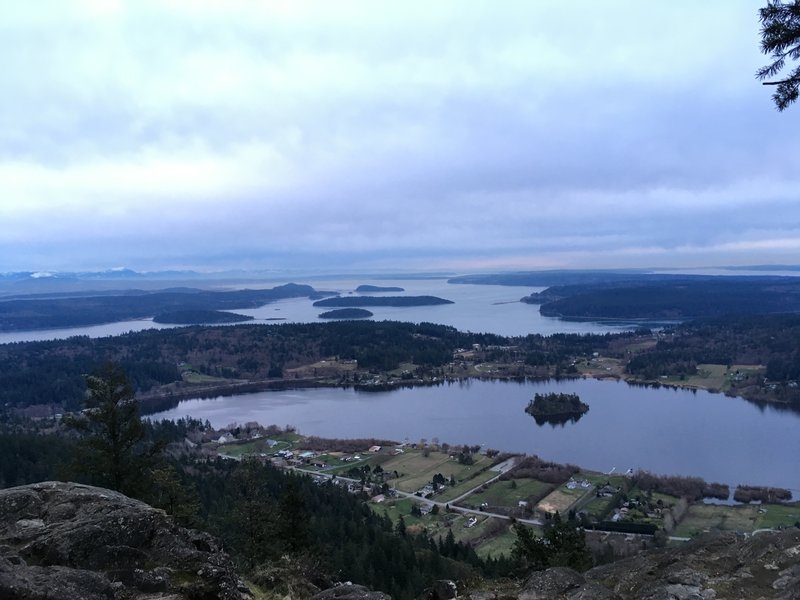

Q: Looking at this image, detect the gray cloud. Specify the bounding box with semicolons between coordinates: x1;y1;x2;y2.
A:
0;1;797;273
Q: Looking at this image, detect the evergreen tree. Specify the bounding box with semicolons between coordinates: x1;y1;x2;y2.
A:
758;0;800;110
147;465;200;526
278;476;310;553
512;516;592;574
226;458;279;565
64;363;161;497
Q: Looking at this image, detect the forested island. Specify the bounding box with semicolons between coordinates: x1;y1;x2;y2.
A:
525;392;589;425
312;295;454;307
318;308;374;319
355;284;405;292
153;309;254;324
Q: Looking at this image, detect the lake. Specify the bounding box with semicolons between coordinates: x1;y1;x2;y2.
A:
0;278;639;344
153;377;800;495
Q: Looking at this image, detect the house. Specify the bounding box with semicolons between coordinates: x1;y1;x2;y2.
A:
597;484;617;497
371;494;386;503
368;445;382;453
420;503;434;515
299;451;315;460
216;433;235;444
416;484;436;498
518;500;529;508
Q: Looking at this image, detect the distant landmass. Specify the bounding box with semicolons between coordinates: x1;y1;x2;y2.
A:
523;278;800;320
0;283;316;331
318;308;374;319
448;268;800;287
355;285;405;292
153;310;254;325
448;270;653;287
312;295;453;307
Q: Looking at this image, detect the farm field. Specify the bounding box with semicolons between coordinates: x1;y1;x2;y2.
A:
372;498;518;558
381;450;493;494
659;363;764;392
673;502;800;538
458;478;553;509
217;438;291;457
672;504;761;537
435;469;501;503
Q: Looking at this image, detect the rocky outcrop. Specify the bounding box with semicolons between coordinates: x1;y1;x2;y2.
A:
465;529;800;599
311;582;392;600
584;529;800;599
510;529;800;600
0;481;251;600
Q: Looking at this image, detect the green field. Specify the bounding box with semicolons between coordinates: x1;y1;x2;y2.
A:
435;469;500;503
673;502;800;538
458;478;553;509
581;495;618;520
474;527;517;559
672;503;800;537
757;503;800;529
660;363;764;392
381;451;493;494
218;439;290;457
672;504;760;537
182;371;233;384
374;497;520;558
320;455;375;475
374;497;425;528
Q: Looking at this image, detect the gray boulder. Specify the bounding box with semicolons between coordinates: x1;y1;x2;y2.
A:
312;581;392;600
0;481;251;599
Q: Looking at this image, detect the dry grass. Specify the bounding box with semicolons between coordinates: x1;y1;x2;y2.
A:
537;489;579;514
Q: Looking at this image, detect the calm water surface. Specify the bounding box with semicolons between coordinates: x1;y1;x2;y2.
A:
0;278;637;344
153;378;800;494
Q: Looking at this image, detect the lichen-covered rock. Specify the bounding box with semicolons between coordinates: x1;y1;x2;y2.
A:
586;530;800;600
311;581;392;600
0;481;252;600
518;566;619;599
464;530;800;600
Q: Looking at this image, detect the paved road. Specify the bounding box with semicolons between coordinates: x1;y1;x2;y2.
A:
292;459;544;526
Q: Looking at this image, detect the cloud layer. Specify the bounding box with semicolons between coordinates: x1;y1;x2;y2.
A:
1;1;798;272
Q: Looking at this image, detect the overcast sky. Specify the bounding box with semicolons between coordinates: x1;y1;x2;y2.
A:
1;0;797;274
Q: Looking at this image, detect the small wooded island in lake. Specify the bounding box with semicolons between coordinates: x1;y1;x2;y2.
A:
525;392;589;426
318;308;374;319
